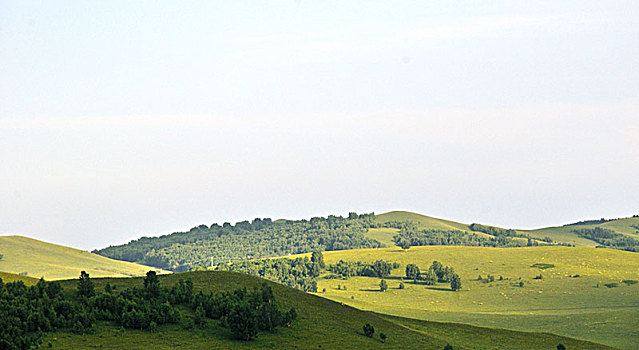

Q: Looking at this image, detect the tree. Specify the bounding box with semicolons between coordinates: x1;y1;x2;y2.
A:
362;323;375;337
444;345;453;350
405;264;420;281
77;271;95;299
144;271;160;297
227;301;259;340
311;251;325;269
450;274;461;291
380;332;387;343
557;344;566;350
379;279;388;292
399;282;405;289
422;269;437;285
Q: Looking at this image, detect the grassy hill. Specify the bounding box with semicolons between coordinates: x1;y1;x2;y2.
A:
297;245;638;350
524;216;639;247
40;270;611;349
0;235;169;280
373;210;639;248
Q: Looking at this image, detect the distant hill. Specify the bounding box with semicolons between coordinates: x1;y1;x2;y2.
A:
0;235;169;280
374;211;639;250
524;216;639;248
40;270;611;349
94;211;638;273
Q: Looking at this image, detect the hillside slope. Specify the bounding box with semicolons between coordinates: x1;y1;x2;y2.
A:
0;235;169;280
43;271;611;349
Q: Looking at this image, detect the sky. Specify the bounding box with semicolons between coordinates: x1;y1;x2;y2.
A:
1;1;638;250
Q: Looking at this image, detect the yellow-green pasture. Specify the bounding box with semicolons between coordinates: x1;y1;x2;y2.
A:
0;235;169;280
0;270;38;285
307;246;639;350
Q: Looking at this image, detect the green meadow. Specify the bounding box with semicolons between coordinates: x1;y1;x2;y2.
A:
0;235;169;280
305;246;639;349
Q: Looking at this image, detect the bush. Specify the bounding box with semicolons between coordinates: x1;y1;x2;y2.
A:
380;279;388;292
380;333;387;342
362;323;375;337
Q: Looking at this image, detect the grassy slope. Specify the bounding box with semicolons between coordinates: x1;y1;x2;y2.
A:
302;246;639;350
0;235;169;280
0;270;38;285
43;271;610;349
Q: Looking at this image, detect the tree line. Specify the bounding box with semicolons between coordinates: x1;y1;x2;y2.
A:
392;228;530;249
573;227;639;252
221;252;400;291
94;213;380;271
0;271;295;349
405;261;461;291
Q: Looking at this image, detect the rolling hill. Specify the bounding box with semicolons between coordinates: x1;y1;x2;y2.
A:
40;270;611;349
373;210;639;249
0;235;169;280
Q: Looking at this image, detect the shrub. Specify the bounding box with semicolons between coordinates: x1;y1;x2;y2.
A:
363;323;375;337
380;279;388;292
380;332;387;342
531;263;555;269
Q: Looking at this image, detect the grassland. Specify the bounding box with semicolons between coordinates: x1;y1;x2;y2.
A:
41;271;611;349
0;235;169;280
300;246;639;350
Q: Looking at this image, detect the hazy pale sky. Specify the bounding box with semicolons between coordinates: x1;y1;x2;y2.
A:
1;1;638;250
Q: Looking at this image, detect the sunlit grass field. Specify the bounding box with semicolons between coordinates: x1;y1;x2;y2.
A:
301;246;639;349
0;235;169;280
41;271;611;349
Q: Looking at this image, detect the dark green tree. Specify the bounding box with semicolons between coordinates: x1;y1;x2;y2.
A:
77;271;95;299
380;332;387;343
557;344;566;350
311;251;325;269
379;279;388;292
422;268;437;285
450;274;462;291
227;302;259;341
363;323;375;337
405;263;420;281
